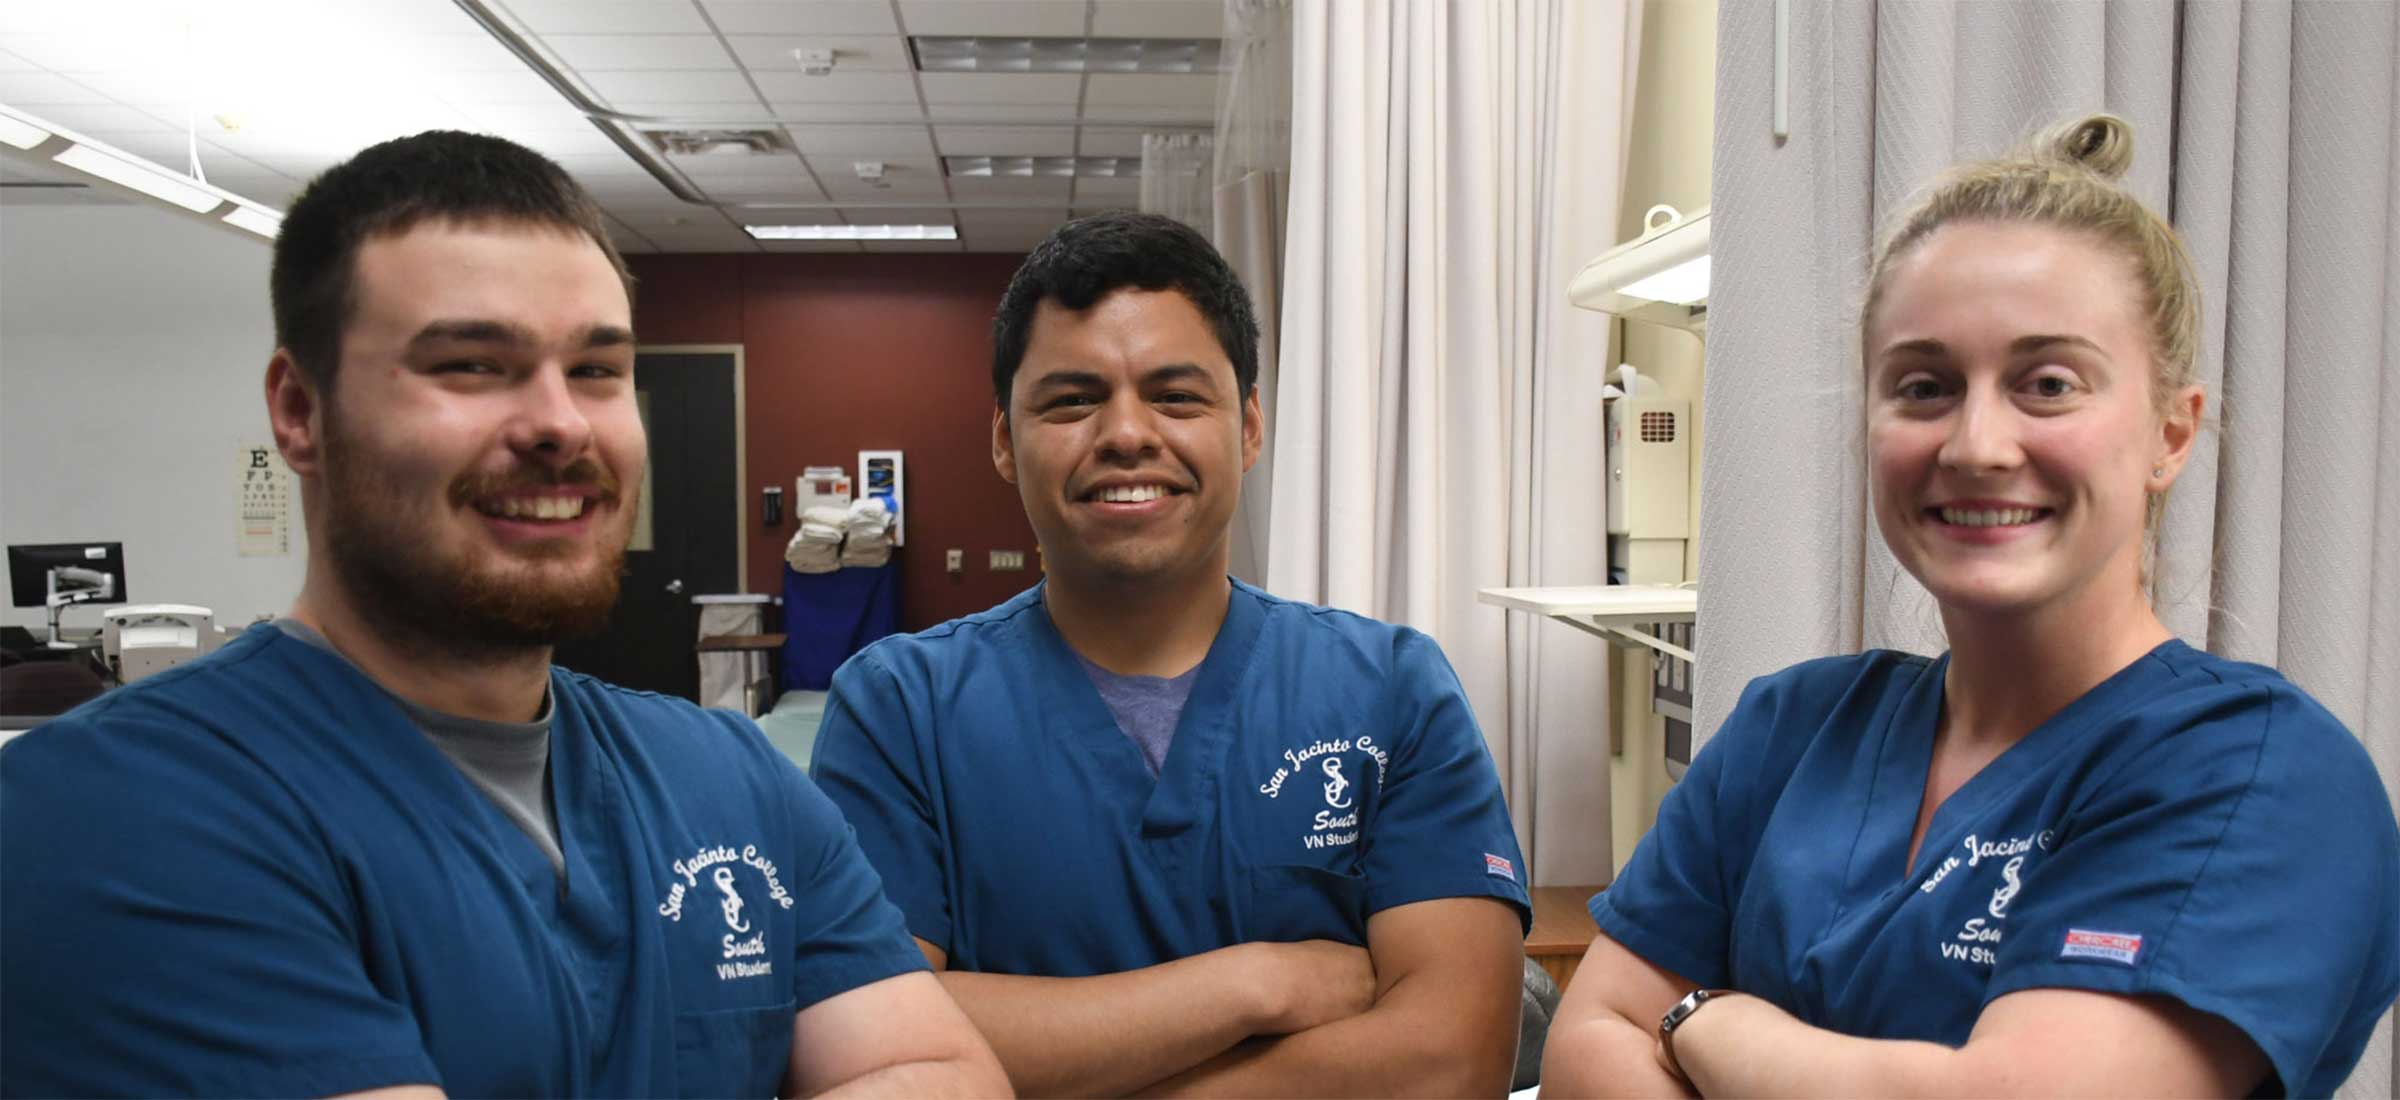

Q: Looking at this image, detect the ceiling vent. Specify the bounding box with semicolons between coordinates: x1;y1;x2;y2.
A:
945;156;1141;178
642;128;790;157
911;36;1223;74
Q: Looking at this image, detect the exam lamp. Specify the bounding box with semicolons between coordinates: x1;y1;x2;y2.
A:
1568;204;1710;332
0;103;283;240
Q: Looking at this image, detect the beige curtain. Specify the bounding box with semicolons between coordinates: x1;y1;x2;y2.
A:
1214;0;1291;586
1267;0;1631;885
1698;2;2399;1093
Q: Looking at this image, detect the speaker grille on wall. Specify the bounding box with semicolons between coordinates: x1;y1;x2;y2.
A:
1640;410;1677;443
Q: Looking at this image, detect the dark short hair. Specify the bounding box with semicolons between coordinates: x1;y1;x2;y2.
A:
990;211;1260;410
271;130;632;391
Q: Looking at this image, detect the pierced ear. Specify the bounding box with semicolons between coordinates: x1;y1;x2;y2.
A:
265;350;326;477
990;405;1019;485
2152;382;2206;488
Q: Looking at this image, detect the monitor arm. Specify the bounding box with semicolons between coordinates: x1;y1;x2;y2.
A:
45;565;115;647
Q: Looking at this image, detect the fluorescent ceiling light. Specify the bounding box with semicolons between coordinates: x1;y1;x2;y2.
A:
53;143;225;213
0;107;50;150
1568;206;1710;330
745;224;959;241
945;155;1140;178
912;36;1223;74
222;204;284;238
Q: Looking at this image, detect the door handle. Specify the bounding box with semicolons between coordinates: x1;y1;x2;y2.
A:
665;579;684;594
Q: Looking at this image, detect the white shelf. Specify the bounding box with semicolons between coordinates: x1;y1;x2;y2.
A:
1477;584;1695;662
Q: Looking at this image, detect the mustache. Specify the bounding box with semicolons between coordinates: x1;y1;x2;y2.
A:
446;458;623;507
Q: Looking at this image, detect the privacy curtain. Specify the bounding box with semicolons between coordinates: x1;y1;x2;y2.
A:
1266;0;1632;885
1698;2;2398;1093
1213;0;1292;586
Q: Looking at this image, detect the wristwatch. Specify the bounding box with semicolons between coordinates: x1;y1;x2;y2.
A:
1657;988;1731;1082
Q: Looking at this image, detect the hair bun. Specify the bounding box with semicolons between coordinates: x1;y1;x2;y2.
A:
2031;113;2134;180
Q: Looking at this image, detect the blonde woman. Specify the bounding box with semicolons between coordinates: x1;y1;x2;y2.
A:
1539;116;2400;1098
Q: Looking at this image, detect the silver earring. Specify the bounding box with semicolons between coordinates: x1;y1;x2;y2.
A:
2152;467;2165;479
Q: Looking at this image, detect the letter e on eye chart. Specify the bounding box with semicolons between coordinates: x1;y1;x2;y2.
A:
238;442;292;557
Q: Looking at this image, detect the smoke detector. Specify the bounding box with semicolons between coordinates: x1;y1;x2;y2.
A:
853;160;890;189
791;47;836;76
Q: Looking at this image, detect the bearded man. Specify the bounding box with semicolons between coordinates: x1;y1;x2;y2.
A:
0;131;1006;1100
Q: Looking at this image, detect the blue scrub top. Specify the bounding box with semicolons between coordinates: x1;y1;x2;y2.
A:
813;579;1531;978
0;625;928;1098
1594;641;2400;1098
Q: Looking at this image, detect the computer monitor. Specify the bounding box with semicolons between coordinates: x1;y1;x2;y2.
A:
6;543;126;646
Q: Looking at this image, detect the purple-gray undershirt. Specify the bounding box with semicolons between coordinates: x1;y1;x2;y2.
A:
1076;653;1201;775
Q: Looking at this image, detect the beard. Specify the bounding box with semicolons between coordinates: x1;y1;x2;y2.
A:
318;411;629;650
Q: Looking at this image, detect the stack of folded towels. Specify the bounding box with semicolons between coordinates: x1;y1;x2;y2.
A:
840;498;895;567
784;505;849;574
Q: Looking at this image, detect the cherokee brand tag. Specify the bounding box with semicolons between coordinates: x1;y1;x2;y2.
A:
2060;929;2143;966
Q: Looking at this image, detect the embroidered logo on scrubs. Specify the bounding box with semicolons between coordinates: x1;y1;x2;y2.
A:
1322;758;1354;808
2061;929;2143;965
1256;736;1389;798
655;843;795;982
1484;853;1516;883
1986;855;2024;918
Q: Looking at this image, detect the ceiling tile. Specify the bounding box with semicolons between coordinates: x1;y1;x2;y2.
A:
720;208;847;226
862;239;965;252
946;175;1072;202
749;71;921;104
612;101;776;121
703;2;902;35
670;152;814;179
498;128;632;158
582;177;691;205
375;34;531;73
897;1;1087;36
1071;176;1141;203
697;178;832;203
1083;72;1217;108
835;209;957;227
19;102;178;135
916;72;1081;106
763;101;935;123
0;48;43;71
460;103;596;131
725;34;913;72
0;70;111;105
582;69;760;105
1090;0;1224;39
430;69;587;105
957;209;1069;232
543;34;739;71
503;1;716;34
1073;128;1145;156
0;31;174;72
931;125;1073;156
1077;103;1212;124
923;103;1079;123
785;125;938;158
810;163;950;199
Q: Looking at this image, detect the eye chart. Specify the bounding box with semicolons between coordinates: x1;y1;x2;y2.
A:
238;442;292;556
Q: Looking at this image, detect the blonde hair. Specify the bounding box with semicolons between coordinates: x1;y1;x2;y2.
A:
1861;113;2203;572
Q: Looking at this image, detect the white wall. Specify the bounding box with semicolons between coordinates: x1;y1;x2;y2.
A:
1;201;305;632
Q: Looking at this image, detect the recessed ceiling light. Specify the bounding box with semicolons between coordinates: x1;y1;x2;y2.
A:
745;224;959;241
911;36;1223;74
222;204;283;238
0;106;51;150
944;156;1140;178
53;143;223;213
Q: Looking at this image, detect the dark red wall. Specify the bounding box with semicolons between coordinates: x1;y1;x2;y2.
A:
630;253;1040;632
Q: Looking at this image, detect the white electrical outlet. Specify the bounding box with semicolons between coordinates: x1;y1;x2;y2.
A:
945;548;964;573
989;550;1025;571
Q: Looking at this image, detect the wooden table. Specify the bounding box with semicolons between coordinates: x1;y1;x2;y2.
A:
1527;885;1604;992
